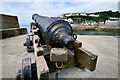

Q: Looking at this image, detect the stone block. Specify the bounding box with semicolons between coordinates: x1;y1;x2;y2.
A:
50;48;68;62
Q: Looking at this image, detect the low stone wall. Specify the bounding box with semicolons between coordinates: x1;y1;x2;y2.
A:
72;27;95;31
96;27;120;32
71;24;120;32
1;28;28;39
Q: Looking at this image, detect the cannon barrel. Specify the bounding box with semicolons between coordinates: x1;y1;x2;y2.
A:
32;14;75;49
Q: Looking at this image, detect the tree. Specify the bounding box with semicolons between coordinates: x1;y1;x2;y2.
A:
98;14;109;24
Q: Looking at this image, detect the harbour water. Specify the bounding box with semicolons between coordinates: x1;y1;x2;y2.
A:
73;30;120;36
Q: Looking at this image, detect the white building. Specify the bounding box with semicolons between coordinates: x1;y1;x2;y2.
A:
65;18;73;23
105;20;119;25
62;13;71;17
89;14;99;17
80;12;86;16
71;13;80;16
109;17;120;20
85;21;97;25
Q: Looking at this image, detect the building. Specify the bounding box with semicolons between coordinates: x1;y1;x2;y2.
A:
62;13;71;17
64;18;73;23
80;12;87;16
118;1;120;12
109;17;119;20
71;12;80;16
89;14;99;17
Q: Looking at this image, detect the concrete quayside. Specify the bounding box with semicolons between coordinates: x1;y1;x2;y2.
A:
0;34;119;78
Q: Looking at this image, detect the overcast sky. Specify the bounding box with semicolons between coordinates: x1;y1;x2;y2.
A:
0;0;119;25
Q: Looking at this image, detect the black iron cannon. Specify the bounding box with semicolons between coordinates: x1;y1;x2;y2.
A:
17;14;98;80
32;14;75;49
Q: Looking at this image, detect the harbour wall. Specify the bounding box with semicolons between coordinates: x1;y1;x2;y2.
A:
71;24;120;32
0;14;28;39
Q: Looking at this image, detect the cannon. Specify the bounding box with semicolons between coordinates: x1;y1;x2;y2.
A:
17;14;98;80
32;14;75;49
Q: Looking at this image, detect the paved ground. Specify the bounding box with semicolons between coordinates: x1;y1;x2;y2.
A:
0;35;119;79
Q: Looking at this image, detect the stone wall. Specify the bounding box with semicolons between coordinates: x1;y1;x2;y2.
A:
1;28;28;38
0;14;19;29
0;14;28;39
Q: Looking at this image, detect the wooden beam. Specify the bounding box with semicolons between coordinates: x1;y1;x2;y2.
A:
74;41;98;71
32;27;49;79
